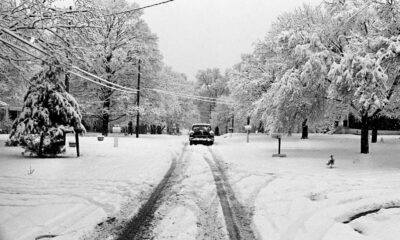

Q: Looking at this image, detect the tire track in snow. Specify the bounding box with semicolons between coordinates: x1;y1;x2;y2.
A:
115;143;187;240
205;147;258;240
145;145;229;240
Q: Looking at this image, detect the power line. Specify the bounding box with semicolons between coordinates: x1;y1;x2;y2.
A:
0;37;50;64
70;63;229;102
1;5;231;104
68;71;138;94
105;0;175;16
1;27;226;101
74;70;233;104
1;28;50;56
1;27;234;105
142;87;233;103
72;66;139;93
72;66;230;103
144;87;233;104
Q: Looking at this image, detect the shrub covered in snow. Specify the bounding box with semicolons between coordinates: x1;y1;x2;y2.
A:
8;63;85;156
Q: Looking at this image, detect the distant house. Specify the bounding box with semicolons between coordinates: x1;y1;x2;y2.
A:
347;114;400;130
0;100;22;133
332;112;400;134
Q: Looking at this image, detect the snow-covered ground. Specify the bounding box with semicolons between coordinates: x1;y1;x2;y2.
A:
1;133;400;240
0;134;185;240
213;133;400;240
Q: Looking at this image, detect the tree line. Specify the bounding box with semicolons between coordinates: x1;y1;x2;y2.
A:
197;0;400;154
1;0;200;156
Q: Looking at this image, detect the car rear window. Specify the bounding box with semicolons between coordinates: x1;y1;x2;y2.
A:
192;125;211;131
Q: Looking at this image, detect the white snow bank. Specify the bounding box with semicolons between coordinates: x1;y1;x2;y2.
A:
0;134;184;240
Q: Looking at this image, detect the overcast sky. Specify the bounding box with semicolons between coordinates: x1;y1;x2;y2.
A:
132;0;322;81
57;0;322;81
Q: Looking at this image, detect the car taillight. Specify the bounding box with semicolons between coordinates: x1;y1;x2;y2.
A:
189;130;194;136
210;131;214;136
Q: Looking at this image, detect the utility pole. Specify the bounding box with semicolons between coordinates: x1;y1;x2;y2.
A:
205;84;212;123
63;40;69;151
65;6;72;93
136;59;141;138
64;6;79;157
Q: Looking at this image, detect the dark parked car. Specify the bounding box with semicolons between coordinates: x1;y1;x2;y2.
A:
189;123;214;145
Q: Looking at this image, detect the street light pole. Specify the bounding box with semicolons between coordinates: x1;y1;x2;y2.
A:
136;59;141;138
204;84;212;123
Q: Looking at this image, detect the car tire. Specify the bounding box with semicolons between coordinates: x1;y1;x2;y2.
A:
189;141;192;145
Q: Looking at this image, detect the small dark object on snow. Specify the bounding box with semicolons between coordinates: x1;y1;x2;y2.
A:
327;155;335;168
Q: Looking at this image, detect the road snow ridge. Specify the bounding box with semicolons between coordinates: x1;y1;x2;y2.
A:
115;143;188;240
206;148;258;240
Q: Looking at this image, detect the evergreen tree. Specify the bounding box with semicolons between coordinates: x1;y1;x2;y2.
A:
8;63;85;156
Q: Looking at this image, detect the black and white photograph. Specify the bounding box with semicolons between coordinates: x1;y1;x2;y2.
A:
1;0;400;239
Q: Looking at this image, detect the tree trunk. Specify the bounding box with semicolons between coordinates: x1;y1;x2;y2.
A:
301;119;308;139
102;97;111;136
361;113;369;154
38;132;45;157
102;113;109;136
371;117;378;143
102;52;113;136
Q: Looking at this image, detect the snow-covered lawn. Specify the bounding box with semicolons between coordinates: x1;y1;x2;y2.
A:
1;133;400;240
0;134;185;240
213;133;400;240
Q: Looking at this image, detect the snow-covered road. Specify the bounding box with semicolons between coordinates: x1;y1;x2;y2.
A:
136;144;257;240
147;145;228;240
